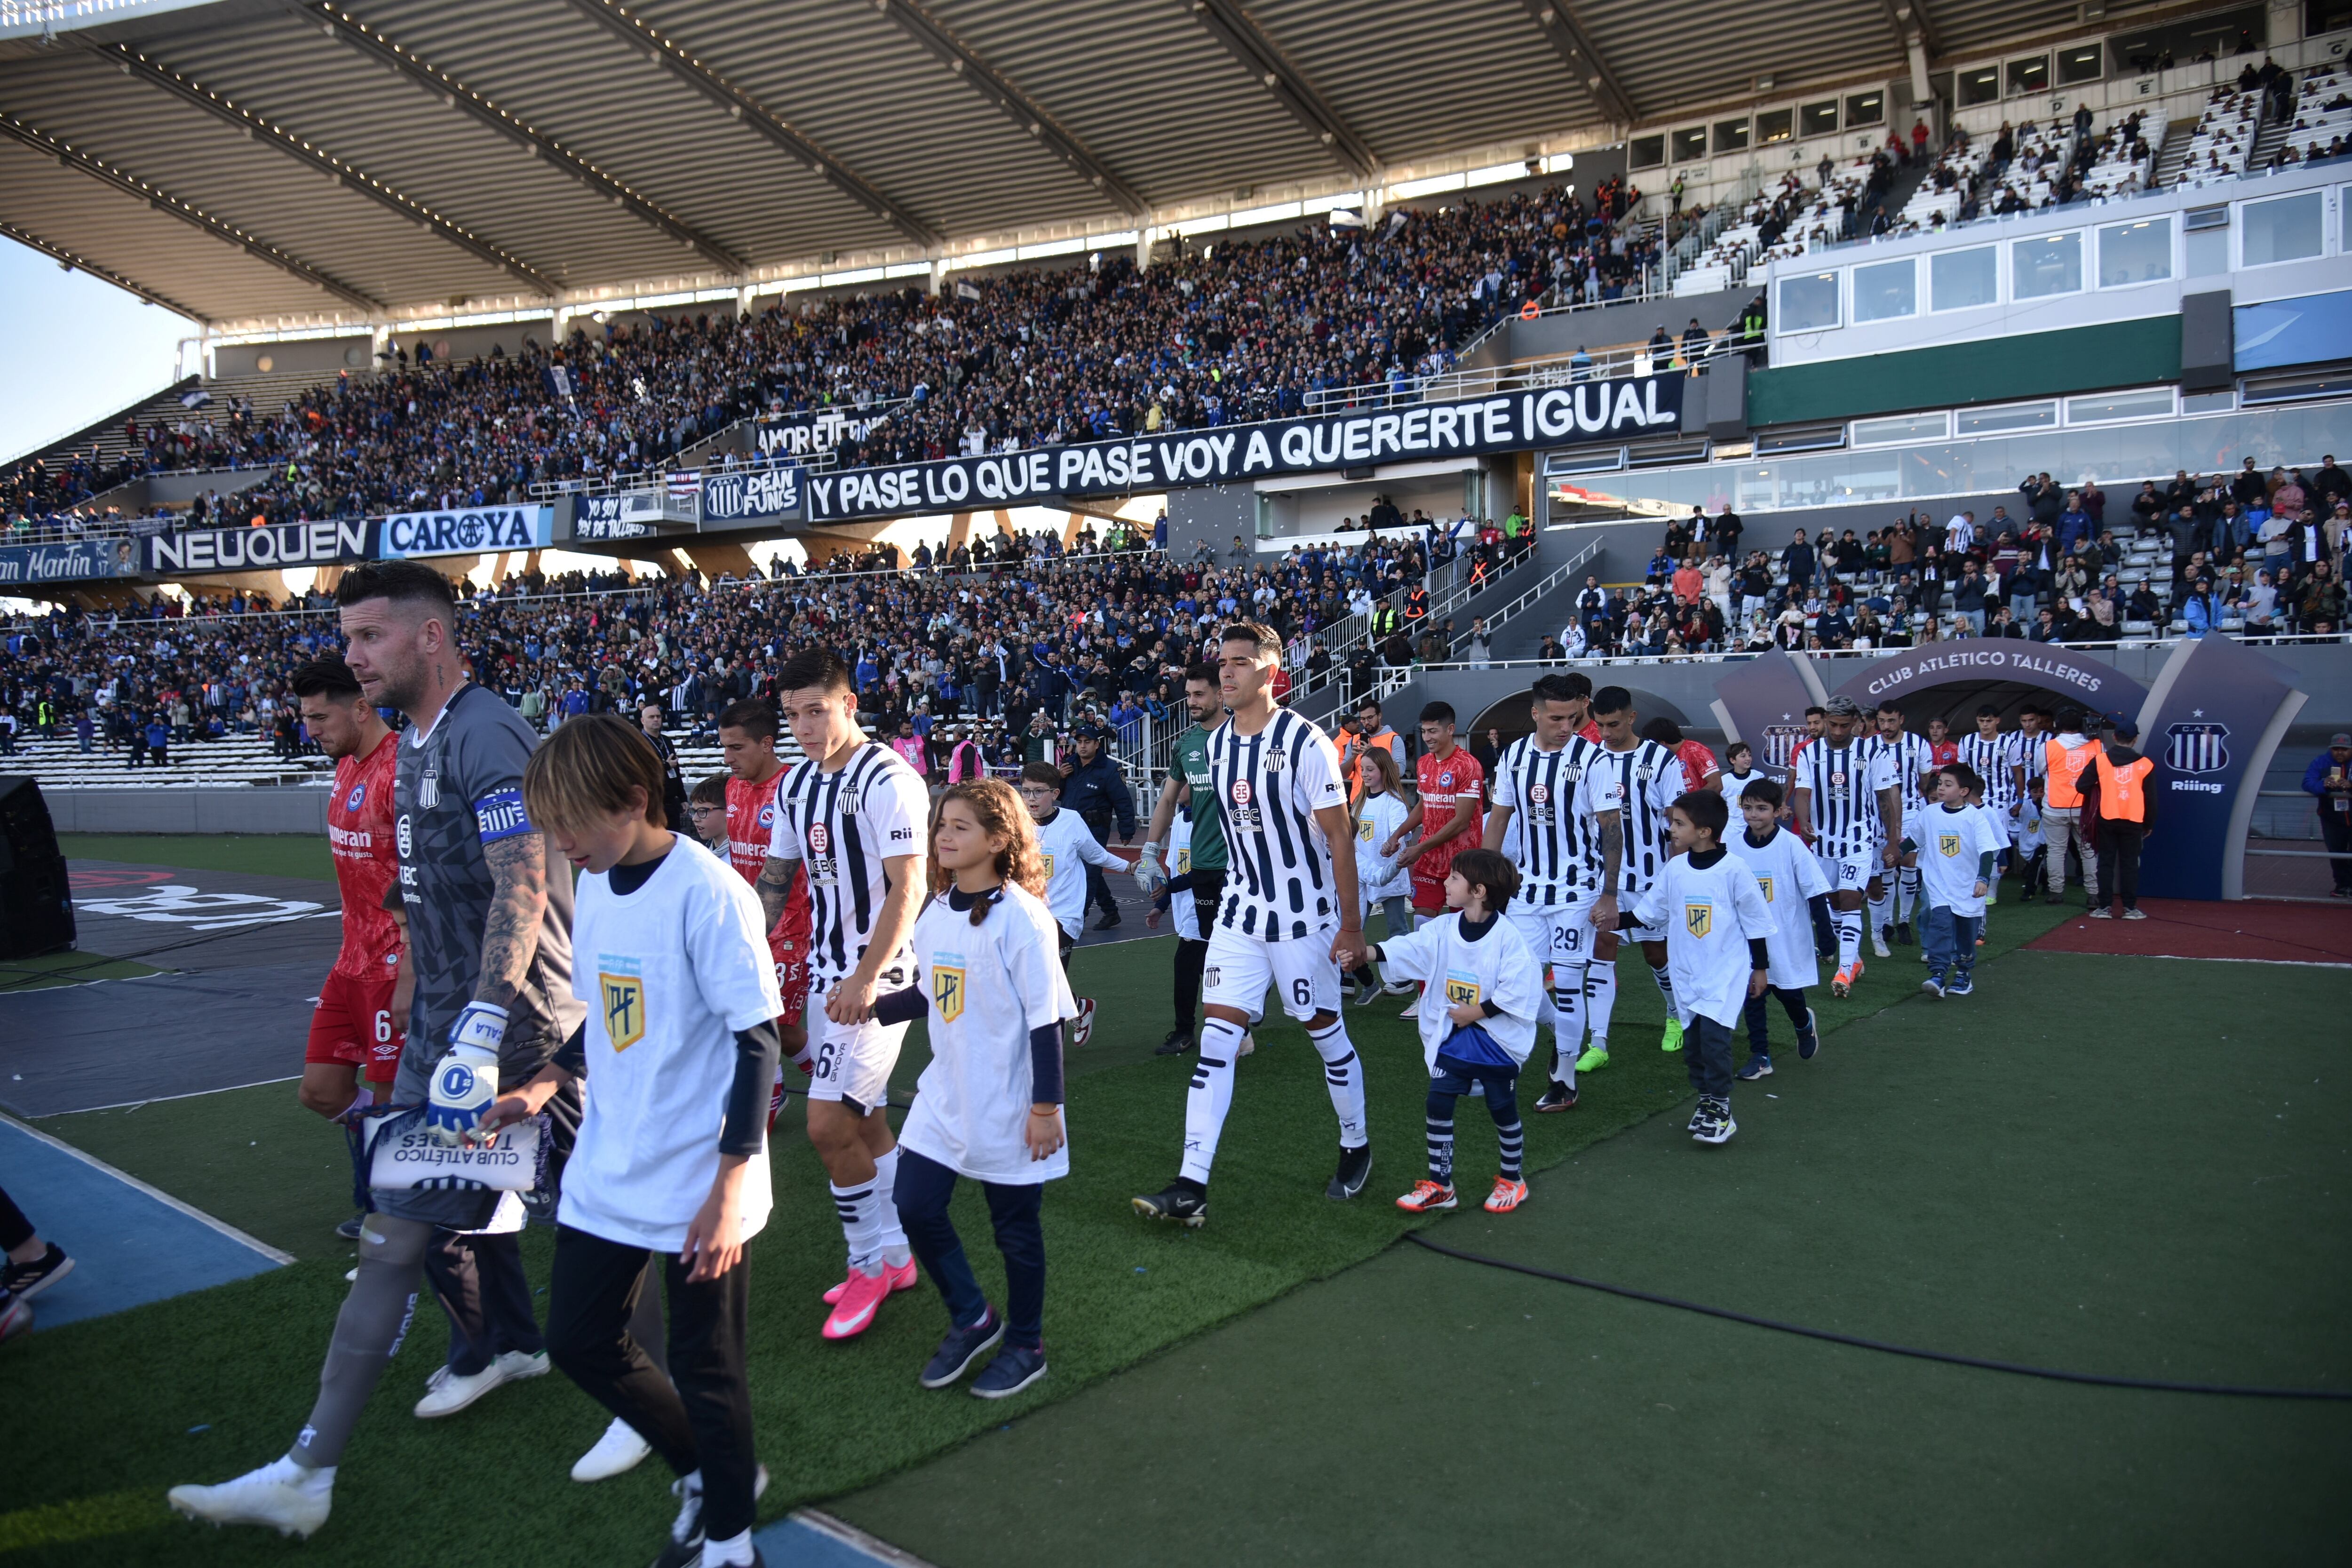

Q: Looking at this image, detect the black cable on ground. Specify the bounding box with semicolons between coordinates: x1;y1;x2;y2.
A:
1403;1231;2352;1401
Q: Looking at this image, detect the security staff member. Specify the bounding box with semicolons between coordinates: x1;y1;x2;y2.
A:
2041;708;2102;906
2090;717;2156;919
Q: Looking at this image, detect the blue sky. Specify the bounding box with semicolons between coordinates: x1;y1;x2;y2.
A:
1;235;195;465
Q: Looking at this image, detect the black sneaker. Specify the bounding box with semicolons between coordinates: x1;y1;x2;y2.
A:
1895;921;1914;947
1796;1009;1820;1060
1326;1143;1374;1200
1735;1053;1773;1081
1132;1182;1208;1227
1093;910;1122;931
1152;1028;1193;1056
651;1463;769;1568
1690;1097;1737;1146
919;1306;1004;1389
1533;1080;1578;1113
334;1215;364;1242
970;1342;1049;1400
2;1243;72;1302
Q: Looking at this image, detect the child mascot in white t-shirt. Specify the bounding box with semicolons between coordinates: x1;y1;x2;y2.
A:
484;715;785;1568
1368;847;1544;1214
871;778;1077;1400
1627;789;1774;1146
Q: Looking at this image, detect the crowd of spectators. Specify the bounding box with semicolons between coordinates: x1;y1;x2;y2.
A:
0;517;1547;772
2;183;1662;538
1525;456;2351;664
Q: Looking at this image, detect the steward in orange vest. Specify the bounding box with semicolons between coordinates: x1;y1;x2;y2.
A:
2087;716;2158;918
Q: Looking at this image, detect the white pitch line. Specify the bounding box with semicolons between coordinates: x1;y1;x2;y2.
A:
53;1075;304;1116
0;1112;295;1266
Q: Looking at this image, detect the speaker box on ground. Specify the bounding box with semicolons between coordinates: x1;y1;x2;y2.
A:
0;775;77;960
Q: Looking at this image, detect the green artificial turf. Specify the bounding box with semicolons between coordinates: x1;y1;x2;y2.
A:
830;951;2352;1568
59;834;335;884
4;898;2080;1564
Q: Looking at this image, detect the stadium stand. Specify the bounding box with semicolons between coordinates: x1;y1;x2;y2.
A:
0;185;1670;540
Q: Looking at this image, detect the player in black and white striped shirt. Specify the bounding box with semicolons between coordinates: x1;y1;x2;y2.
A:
1133;622;1370;1227
758;648;932;1342
1958;706;2029;881
1483;672;1605;1111
1580;686;1689;1067
1790;695;1900;995
1859;703;1936;954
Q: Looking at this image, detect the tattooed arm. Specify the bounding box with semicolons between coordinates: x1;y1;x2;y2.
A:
1591;810;1624;930
473;833;549;1013
756;854;803;932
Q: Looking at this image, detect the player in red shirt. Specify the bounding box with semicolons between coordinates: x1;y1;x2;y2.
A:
1379;700;1485;1018
717;700;817;1122
293;659;405;1125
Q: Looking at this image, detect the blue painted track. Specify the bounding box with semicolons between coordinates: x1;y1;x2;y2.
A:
0;1116;288;1330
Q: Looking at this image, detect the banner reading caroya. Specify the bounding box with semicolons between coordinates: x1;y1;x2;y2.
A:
378;506;552;559
782;373;1684;525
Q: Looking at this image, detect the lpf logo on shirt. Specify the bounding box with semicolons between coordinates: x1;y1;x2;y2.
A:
601;971;645;1051
1938;833;1963;858
1443;971;1479;1006
1755;874;1775;903
931;958;966;1022
1685;899;1714;937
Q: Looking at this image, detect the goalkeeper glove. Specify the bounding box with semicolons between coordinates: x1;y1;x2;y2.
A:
1131;842;1167;897
427;1002;507;1146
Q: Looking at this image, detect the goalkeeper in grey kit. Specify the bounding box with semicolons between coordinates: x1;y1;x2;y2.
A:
170;561;584;1541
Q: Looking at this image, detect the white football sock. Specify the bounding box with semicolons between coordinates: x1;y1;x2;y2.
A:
1550;964;1587;1084
1867;887;1892;940
1179;1019;1246;1185
869;1145;908;1259
1898;868;1921;923
1586;956;1618;1046
703;1529;755;1567
1308;1019;1369;1149
830;1177;889;1276
1836;910;1862;970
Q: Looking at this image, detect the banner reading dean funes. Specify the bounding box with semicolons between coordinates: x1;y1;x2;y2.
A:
792;374;1685;524
378;505;552;559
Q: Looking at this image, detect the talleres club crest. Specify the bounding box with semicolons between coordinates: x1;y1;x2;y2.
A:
2164;722;2230;775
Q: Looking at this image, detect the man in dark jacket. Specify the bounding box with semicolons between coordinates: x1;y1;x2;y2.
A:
1059;724;1137;929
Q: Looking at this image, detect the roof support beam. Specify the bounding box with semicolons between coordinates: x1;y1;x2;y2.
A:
1184;0;1378;179
872;0;1148;216
0;112;382;311
85;38;559;297
0;217;207;321
1516;0;1637;127
555;0;942;248
1882;0;1941;62
296;1;747;273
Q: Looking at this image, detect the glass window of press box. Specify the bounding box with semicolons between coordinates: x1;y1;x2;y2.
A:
1546;401;2352;518
1957;66;2000;105
2006;54;2050;95
1852;258;1917;322
1801;101;1838;137
1671;126;1707;162
2057;43;2103;84
2241;192;2323;267
1713;118;1750;155
1777;271;1839;332
2012;231;2083;299
1630;135;1665;169
1931;246;1998;310
1845;91;1884;127
1756;108;1794;145
2098;217;2171;286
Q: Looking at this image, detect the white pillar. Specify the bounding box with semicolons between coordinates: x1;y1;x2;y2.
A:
929;257;948;296
1134;227;1153;272
1907;38;1931;105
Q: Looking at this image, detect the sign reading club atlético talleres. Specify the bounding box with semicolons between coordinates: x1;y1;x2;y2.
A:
780;374;1684;525
377;505;552;559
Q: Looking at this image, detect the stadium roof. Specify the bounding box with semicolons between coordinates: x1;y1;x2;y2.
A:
0;0;2085;333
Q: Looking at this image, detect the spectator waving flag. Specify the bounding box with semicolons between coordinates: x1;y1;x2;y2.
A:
667;469;701;503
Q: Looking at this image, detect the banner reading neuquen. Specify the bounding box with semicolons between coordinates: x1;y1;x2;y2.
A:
787;373;1685;525
378;505;552;559
147;518;377;575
